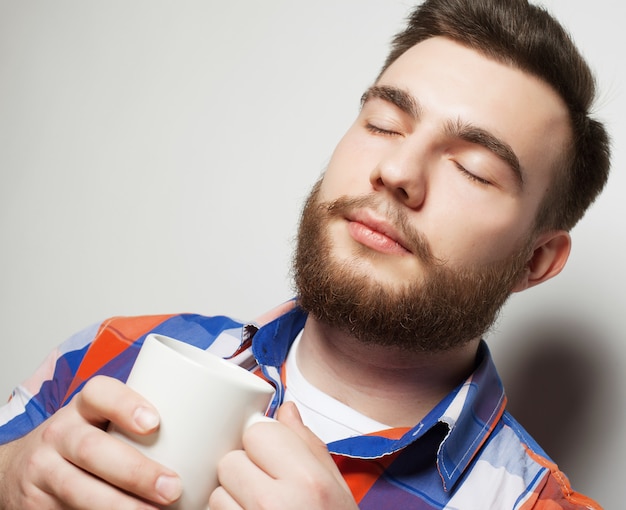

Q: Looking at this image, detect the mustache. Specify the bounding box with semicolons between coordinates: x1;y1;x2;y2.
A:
322;193;442;266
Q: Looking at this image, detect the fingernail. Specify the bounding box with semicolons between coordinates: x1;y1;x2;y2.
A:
156;474;182;502
134;406;159;431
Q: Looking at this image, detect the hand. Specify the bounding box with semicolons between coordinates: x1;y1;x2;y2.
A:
209;402;358;510
0;375;182;510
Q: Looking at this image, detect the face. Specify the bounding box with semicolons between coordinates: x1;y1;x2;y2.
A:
293;37;572;351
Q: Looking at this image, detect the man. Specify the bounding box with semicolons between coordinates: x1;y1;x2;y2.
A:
0;0;610;508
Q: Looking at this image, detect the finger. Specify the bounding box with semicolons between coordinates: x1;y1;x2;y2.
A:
74;376;161;434
54;424;181;506
208;485;244;510
0;437;59;510
276;402;329;460
36;447;161;510
221;419;357;510
275;402;350;491
216;449;275;510
242;415;339;487
49;379;182;505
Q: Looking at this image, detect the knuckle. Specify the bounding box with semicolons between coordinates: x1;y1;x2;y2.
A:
215;450;237;482
40;417;64;445
208;486;228;508
298;473;340;508
23;444;48;477
9;460;38;503
119;454;159;495
79;375;106;402
242;420;266;441
72;430;101;466
54;473;75;503
252;490;277;510
127;458;151;487
254;489;324;510
17;490;49;510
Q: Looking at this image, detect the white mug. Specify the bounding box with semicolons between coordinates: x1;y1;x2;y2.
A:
108;333;275;510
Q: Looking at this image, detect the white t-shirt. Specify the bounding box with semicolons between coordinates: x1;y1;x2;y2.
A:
283;333;390;444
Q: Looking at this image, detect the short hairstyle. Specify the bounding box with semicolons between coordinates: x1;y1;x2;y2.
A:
379;0;611;232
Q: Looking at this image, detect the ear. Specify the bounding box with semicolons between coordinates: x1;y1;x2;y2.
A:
512;230;571;293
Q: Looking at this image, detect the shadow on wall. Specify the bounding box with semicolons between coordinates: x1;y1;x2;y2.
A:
496;316;617;489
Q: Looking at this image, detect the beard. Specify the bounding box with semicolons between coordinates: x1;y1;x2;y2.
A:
292;179;534;353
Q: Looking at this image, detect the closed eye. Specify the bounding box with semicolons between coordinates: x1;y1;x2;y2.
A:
454;162;492;186
365;122;399;136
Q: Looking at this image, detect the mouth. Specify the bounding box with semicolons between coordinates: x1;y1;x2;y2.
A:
345;209;412;255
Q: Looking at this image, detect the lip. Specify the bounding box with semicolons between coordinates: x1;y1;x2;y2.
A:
345;209;412;254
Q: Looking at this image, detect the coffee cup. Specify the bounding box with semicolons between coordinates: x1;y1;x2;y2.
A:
108;333;275;509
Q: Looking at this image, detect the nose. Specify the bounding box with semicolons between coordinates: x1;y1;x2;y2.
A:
369;138;428;209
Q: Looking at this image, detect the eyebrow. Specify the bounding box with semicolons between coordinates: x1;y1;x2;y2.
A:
361;85;421;119
444;119;523;188
361;85;524;188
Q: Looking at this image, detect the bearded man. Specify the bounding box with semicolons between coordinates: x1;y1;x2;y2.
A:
0;0;610;509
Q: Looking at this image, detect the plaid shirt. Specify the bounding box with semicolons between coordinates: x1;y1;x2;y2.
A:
0;300;601;509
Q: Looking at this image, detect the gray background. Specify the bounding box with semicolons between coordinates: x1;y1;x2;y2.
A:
1;1;623;507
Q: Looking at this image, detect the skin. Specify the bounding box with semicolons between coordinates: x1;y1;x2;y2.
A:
0;37;573;510
0;376;182;510
319;37;572;280
295;37;574;429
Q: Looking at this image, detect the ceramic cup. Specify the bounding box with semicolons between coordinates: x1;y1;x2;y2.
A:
108;333;275;510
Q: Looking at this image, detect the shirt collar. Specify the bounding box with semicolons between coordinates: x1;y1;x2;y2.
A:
247;302;507;492
434;342;507;491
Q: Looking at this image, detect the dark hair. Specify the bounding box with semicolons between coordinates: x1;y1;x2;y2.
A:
380;0;610;232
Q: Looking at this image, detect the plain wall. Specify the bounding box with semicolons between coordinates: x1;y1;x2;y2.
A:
0;1;623;507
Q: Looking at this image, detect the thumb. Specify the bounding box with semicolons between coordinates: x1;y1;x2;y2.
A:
276;402;350;492
275;401;314;440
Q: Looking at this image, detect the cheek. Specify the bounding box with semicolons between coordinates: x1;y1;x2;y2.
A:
425;190;528;265
320;134;374;200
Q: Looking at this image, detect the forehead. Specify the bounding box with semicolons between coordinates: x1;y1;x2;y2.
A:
377;37;572;194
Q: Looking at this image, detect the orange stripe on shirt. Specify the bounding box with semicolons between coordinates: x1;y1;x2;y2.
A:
517;446;603;510
333;452;399;503
367;427;411;440
62;314;176;403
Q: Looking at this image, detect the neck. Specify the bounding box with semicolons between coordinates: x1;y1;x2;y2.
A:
297;315;480;428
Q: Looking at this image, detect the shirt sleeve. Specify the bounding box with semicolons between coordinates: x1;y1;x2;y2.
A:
0;321;101;444
518;455;603;510
0;312;217;445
